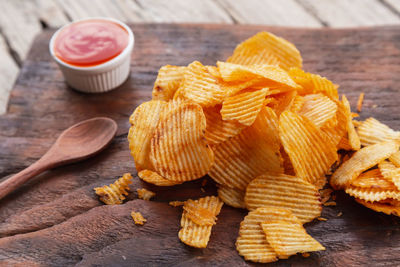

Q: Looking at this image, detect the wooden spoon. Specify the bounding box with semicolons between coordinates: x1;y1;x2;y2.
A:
0;117;118;200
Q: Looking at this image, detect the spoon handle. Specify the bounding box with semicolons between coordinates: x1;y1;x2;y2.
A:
0;155;53;200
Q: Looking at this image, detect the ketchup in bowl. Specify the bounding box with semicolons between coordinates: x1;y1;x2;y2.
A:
53;19;129;67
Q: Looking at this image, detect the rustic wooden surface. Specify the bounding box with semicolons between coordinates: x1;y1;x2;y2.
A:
1;24;400;266
2;0;400;115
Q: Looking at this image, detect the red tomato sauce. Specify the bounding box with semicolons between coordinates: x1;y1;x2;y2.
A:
53;20;129;67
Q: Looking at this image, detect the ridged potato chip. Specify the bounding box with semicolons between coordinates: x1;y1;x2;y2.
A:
351;169;397;191
267;90;297;117
288;68;338;100
209;107;282;190
379;160;400;190
357;117;400;146
322;100;347;148
152;65;186;101
279;111;338;188
217;61;298;89
236;207;298;263
217;185;246;209
179;196;223;248
331;141;399;189
94;173;133;205
178;61;225;107
245;173;322;223
150;100;214;182
131;211;147;225
128;100;166;171
345;186;400;202
299;94;337;128
183;198;218;226
203;105;244;145
227;31;302;71
138;170;181;186
221;88;269;126
355;198;400;216
261;220;325;259
342;95;361;151
389;151;400;167
290;95;305;113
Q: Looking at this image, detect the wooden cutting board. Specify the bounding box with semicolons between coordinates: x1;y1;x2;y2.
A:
1;24;400;266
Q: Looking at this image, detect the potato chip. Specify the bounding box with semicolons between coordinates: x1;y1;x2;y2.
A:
217;185;246;209
178;61;225;107
221;88;269;126
217;61;298;89
330;141;399;189
179;196;223;248
206;65;221;78
227;31;302;71
150;100;214;182
267;90;297;117
378;160;400;191
128;100;166;171
345;186;400;202
131;211;146;225
357;117;400;146
322;100;347;148
288;68;338;100
137;188;155;201
389;151;400;167
290;95;305;113
351;169;397;191
279;111;338;188
245;173;321;223
298;94;337;128
355;198;400;216
138;170;181;186
261;220;325;259
342;95;361;151
182;197;222;226
94;173;133;205
209;107;282;190
203;105;245;145
281;148;295;176
152;65;186;101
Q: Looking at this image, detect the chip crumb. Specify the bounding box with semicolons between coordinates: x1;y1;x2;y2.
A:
201;179;208;187
372;104;378;108
324;201;337;206
137;188;156;201
337;211;343;217
317;217;328;221
357;92;364;113
131;211;146;225
302;252;310;258
201;187;206;193
169;200;185;207
94;173;133;205
320;189;333;204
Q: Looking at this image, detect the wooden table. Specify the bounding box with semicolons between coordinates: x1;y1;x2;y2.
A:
1;0;400;114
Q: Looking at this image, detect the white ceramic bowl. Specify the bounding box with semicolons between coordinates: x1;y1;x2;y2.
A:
49;17;134;93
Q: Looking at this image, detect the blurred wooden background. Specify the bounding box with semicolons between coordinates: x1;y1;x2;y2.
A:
1;0;400;114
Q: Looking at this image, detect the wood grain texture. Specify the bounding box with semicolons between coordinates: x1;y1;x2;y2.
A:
1;24;400;266
35;0;69;27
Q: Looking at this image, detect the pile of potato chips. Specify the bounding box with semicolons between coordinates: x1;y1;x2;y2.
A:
127;31;400;263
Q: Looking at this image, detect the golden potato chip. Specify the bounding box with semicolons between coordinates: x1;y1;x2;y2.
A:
94;173;133;205
136;188;155;201
179;196;223;248
389;151;400;167
378;160;400;191
290;95;305;113
152;65;186;101
227;31;302;71
217;185;246;209
345;186;400;202
267;90;297;117
138;170;181;186
245;173;322;223
298;94;337;128
288;68;338;100
131;211;146;225
178;61;225;107
209;107;282;190
128;100;166;171
203;105;245;145
236;207;298;263
322;100;347;148
356;117;400;146
279;111;338;188
261;220;325;259
206;65;221;78
355;198;400;216
217;61;298;89
342;95;361;151
183;198;219;226
221;88;269;126
150;100;214;182
351;169;397;191
330;141;399;189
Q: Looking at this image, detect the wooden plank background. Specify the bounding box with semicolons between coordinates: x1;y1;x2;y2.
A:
1;0;400;115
